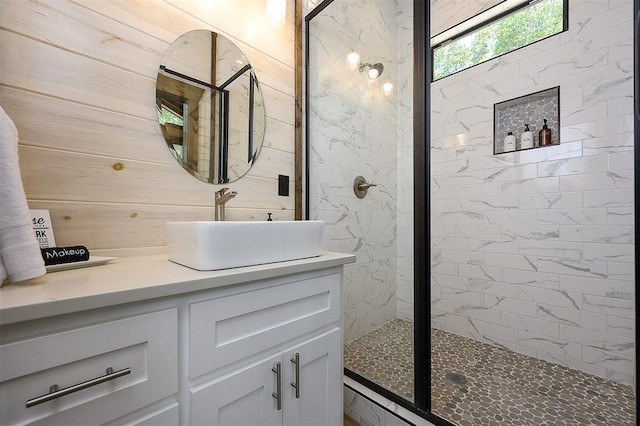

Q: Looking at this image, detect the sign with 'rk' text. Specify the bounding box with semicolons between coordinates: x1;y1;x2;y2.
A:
30;209;57;249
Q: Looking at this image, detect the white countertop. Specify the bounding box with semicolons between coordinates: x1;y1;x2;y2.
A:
0;252;355;326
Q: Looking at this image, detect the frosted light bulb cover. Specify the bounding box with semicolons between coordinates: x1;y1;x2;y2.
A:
346;52;360;71
267;0;286;27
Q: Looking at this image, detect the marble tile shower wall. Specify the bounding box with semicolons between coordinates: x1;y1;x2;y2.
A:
430;0;635;384
307;1;399;343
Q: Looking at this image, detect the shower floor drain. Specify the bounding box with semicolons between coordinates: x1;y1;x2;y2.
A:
446;372;468;385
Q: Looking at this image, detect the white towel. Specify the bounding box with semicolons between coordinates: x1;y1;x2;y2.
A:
0;255;7;285
0;105;46;283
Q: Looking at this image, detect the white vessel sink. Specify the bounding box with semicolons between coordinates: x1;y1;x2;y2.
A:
166;220;324;270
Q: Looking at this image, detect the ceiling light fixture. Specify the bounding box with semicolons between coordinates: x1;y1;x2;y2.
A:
266;0;286;27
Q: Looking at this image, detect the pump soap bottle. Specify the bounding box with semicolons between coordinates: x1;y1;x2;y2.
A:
520;124;534;149
539;119;552;146
503;131;516;152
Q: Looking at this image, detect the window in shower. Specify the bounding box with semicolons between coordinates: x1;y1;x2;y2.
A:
431;0;567;80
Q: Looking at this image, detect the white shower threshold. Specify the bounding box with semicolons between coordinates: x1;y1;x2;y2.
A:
344;376;435;426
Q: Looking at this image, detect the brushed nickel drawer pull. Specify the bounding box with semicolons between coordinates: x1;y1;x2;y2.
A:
26;367;131;408
271;362;282;411
290;352;300;398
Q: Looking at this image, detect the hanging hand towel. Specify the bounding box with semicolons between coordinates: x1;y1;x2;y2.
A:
0;105;46;283
0;256;7;285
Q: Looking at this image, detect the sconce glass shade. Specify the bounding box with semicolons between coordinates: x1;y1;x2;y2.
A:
367;68;379;79
346;52;360;71
267;0;286;27
383;82;393;96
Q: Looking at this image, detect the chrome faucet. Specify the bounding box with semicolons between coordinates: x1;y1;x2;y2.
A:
214;188;237;221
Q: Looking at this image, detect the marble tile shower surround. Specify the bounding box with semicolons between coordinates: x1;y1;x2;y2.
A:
307;0;405;343
430;0;635;384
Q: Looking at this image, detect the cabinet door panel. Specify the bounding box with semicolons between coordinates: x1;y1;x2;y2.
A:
191;354;282;426
283;328;342;426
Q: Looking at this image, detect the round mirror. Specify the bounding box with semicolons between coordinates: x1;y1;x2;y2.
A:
156;30;266;184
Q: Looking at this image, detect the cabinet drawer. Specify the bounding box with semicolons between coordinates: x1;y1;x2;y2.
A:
190;272;341;378
0;309;178;425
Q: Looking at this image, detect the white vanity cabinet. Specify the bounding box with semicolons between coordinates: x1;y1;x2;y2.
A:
0;252;354;426
189;271;343;426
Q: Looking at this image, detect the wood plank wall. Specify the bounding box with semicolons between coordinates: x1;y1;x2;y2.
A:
0;0;296;257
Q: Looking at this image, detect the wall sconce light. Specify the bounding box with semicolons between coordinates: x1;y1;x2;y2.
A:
267;0;286;27
359;62;384;79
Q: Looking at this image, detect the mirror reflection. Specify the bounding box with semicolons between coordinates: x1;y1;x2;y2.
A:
157;30;265;184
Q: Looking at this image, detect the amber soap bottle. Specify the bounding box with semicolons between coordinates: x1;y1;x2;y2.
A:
539;118;552;146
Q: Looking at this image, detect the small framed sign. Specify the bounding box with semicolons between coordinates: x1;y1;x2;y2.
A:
30;209;56;248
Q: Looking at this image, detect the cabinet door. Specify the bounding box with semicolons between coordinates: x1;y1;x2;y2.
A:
191;353;283;426
283;328;342;426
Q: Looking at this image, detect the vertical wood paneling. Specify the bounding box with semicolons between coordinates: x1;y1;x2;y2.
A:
1;0;297;255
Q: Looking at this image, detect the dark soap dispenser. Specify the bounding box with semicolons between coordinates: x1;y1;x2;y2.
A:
539;119;552;146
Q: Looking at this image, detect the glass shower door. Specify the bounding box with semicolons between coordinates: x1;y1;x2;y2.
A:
305;0;416;404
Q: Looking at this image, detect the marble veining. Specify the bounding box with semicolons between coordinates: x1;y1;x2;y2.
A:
307;0;406;342
311;0;419;335
430;0;635;384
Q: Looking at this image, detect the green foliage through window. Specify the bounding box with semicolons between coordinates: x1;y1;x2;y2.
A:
433;0;565;80
157;105;184;126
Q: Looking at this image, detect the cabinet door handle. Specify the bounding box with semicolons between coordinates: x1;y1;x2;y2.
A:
290;352;300;398
26;367;131;408
272;362;282;410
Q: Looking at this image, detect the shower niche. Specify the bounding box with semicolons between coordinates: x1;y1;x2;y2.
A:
493;86;560;154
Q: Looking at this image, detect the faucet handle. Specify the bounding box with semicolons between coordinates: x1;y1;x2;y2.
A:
215;187;229;197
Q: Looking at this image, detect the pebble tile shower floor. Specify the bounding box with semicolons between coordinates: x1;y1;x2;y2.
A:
344;319;635;426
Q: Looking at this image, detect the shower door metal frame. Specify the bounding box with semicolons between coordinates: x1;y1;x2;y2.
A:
634;1;639;424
